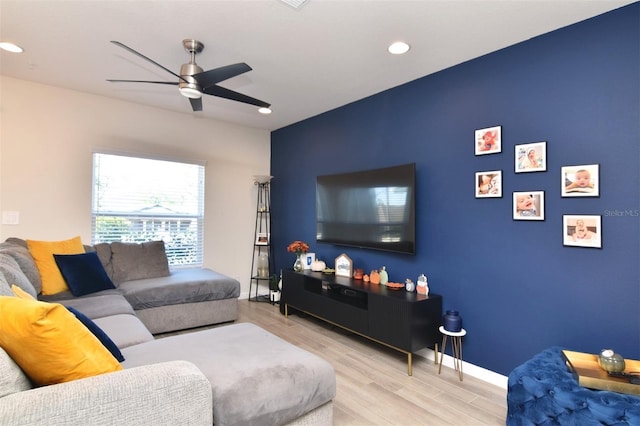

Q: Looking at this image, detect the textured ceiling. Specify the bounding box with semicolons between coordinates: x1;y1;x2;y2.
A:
0;0;634;131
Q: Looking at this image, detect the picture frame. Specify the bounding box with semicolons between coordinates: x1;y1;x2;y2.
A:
563;215;602;248
301;252;316;270
513;191;545;220
561;164;599;197
475;125;502;155
515;141;546;173
334;253;353;278
255;232;269;245
475;170;502;198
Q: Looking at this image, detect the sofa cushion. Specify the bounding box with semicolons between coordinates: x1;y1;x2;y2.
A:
94;314;155;349
47;293;136;319
54;252;116;296
118;268;240;310
66;306;125;362
26;236;85;295
122;323;336;426
0;296;122;386
0;347;32;398
0;240;42;294
110;241;170;285
93;242;114;281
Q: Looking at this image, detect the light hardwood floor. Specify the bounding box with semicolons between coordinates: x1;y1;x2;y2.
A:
236;299;507;425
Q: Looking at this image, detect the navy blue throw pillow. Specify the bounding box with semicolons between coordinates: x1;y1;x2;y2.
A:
66;306;124;362
54;252;116;297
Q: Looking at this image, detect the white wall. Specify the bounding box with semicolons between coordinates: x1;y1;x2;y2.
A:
0;76;271;297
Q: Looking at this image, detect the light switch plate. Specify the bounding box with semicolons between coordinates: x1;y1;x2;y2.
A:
2;211;20;225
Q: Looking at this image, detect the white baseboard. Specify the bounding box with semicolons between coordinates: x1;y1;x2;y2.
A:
415;348;508;389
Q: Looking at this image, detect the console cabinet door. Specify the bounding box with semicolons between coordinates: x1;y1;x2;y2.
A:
368;294;442;352
368;294;413;350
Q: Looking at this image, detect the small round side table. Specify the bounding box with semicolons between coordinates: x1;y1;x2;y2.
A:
438;325;467;381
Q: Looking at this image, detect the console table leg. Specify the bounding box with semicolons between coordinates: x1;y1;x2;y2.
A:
407;353;412;376
434;343;439;364
284;304;288;317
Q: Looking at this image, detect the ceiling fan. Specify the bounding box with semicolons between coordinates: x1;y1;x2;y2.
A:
107;39;270;112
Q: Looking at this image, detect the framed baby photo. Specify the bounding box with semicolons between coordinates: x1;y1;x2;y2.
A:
561;164;599;197
475;170;502;198
515;142;546;173
512;191;545;221
475;125;502;155
255;232;270;245
563;215;602;248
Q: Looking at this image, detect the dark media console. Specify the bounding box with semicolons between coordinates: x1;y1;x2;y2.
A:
281;270;442;375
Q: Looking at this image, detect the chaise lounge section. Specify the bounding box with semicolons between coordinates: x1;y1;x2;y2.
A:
0;237;336;425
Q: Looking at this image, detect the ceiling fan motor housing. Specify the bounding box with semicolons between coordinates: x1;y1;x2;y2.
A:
179;59;204;98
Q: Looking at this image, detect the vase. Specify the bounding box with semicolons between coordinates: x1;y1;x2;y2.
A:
293;254;304;272
443;310;462;332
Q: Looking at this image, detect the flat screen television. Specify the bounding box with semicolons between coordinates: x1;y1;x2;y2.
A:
316;163;416;254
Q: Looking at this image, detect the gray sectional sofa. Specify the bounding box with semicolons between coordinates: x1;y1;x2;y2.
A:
0;238;336;425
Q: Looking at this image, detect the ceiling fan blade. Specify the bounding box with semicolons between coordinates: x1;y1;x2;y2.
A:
202;85;270;108
194;63;252;89
110;41;186;83
189;97;203;112
107;79;178;85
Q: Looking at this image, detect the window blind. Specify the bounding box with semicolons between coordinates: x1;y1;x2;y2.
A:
91;152;205;267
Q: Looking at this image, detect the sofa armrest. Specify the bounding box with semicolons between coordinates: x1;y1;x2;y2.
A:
0;360;212;426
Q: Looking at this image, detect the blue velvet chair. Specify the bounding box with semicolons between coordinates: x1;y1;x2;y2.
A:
507;346;640;425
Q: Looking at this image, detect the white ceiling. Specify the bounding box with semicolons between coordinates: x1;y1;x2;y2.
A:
0;0;634;131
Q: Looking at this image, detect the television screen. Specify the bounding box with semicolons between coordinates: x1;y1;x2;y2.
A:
316;163;416;254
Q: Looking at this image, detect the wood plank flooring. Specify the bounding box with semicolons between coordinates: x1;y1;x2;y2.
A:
236;299;507;425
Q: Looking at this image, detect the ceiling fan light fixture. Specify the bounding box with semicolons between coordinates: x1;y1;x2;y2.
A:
258;107;272;115
179;85;202;99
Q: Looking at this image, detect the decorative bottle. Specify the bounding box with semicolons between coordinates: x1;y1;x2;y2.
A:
379;266;388;286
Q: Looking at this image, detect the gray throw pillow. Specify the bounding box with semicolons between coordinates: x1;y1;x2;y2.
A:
0;241;42;294
0;254;38;299
0;273;13;297
110;241;170;284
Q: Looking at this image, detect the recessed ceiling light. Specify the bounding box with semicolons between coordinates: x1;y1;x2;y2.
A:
388;41;410;55
258;107;272;115
0;42;24;53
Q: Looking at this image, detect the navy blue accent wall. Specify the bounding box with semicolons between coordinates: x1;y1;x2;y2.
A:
271;4;639;376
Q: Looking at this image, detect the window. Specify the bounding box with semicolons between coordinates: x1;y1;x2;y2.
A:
92;152;205;267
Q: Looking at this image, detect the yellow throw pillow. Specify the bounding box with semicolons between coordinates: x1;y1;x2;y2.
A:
27;236;85;295
11;284;35;300
0;296;122;386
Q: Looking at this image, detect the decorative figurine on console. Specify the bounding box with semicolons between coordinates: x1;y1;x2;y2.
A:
379;266;389;286
417;274;429;295
405;279;415;292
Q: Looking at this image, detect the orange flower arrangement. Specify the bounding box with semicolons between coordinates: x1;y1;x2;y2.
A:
287;240;309;255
